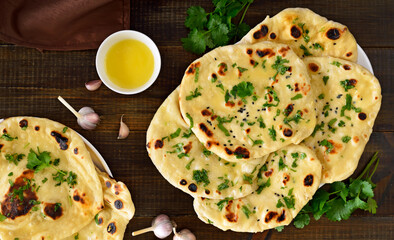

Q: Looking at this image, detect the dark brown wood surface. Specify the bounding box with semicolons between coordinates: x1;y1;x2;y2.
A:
0;0;393;239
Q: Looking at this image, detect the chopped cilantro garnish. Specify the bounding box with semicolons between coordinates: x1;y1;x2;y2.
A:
256;178;271;194
170;128;181;139
216;197;233;211
291;94;303;100
194;67;199;82
278;157;287;171
186;87;202;100
318;94;325;99
62;127;68;133
241;205;252;219
331;61;342;67
182;113;194;138
257;116;266;128
237;66;248;73
217;179;230;191
1;133;18;141
268;125;276;141
300;44;312;56
5;153;25;166
342;136;351;143
185;158;195;170
276;199;285;208
193;169;210;187
263;86;280;107
216;115;234;136
323;76;329;85
284;110;303;128
298;23;310;43
230;81;254;102
271;56;290;80
340;79;355;92
313;43;324;50
311;122;325;137
319;139;334;154
243;174;253;184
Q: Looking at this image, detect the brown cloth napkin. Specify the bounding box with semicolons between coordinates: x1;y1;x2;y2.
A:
0;0;130;51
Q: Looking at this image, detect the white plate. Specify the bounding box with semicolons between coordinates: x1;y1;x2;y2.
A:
78;134;113;177
357;44;374;74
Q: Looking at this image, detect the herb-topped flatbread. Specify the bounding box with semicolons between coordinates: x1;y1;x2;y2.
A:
302;57;381;183
179;41;316;162
0;117;103;240
193;144;322;232
241;8;358;62
65;169;134;240
147;88;267;199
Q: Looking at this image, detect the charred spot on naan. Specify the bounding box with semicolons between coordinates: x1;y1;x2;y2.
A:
218;62;228;76
246;48;253;56
1;170;37;220
283;173;290;185
358;112;367;120
44;203;63;220
253;25;269;40
154;139;164;149
206;141;219;149
186;62;201;75
107;222;117;234
308;63;319;72
105;181;112;188
19;119;28;129
74;148;78;154
199;123;213;137
264;211;278;223
50;131;68;150
234;147;250;159
283;128;293;137
114;199;123;210
269;32;277;39
284;104;294;116
188;183;198;192
290;25;302;39
279;46;290;57
97;216;104;225
34;126;40;131
276;209;286;223
346;52;353;57
205;189;210;195
265;168;274;177
183;142;193;154
250;59;256;66
225;101;235;107
343;64;351;70
256;48;275;58
201;109;212;116
327;140;343;154
304;174;314;186
73;189;86;204
326;28;341;40
180;179;187;186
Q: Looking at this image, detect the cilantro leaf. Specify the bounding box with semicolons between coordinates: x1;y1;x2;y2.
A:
181;29;206;54
193;169;210;187
27;149;51;172
185;6;207;30
211;23;230;46
230;81;254;99
293;213;310;229
325;198;350;221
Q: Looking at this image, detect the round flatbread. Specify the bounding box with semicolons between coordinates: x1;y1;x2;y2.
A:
193;144;322;232
0;117;103;240
241;8;358;62
179;41;316;162
65;169;134;240
147;88;267;199
302;57;381;183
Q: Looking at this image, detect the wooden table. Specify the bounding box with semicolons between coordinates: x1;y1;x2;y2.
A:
0;0;393;239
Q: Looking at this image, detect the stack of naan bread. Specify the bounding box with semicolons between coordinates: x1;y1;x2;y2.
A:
0;117;134;239
147;8;381;232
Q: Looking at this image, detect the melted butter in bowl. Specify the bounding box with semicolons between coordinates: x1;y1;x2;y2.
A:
96;30;161;95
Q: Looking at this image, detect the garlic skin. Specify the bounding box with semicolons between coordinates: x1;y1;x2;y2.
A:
85;80;102;91
117;115;129;139
152;214;174;239
77;107;100;130
173;228;196;240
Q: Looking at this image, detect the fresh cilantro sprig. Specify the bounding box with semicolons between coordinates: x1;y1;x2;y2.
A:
182;0;254;54
279;152;380;231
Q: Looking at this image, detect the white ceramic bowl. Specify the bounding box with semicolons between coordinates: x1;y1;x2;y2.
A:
96;30;161;95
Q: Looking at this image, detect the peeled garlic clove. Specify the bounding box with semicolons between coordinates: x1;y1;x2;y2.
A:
117;115;129;140
173;228;196;240
77;107;100;130
85;80;102;91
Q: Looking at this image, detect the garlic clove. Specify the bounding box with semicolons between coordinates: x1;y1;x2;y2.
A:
117;114;130;140
85;80;102;91
132;214;174;238
77;107;100;130
173;228;196;240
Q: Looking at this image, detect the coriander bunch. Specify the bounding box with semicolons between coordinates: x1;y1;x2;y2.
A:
182;0;254;54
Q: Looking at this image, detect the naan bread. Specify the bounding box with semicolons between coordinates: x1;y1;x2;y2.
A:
65;169;134;240
193;144;322;232
0;117;103;240
241;8;358;62
147;88;267;199
179;41;316;162
302;57;381;183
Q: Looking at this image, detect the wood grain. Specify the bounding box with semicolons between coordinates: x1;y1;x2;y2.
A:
0;0;393;239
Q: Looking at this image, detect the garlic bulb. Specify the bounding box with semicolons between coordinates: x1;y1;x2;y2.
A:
173;228;196;240
85;80;102;91
117;114;129;139
58;96;100;130
132;214;175;239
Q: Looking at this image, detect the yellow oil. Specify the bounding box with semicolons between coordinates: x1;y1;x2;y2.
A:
105;39;154;89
